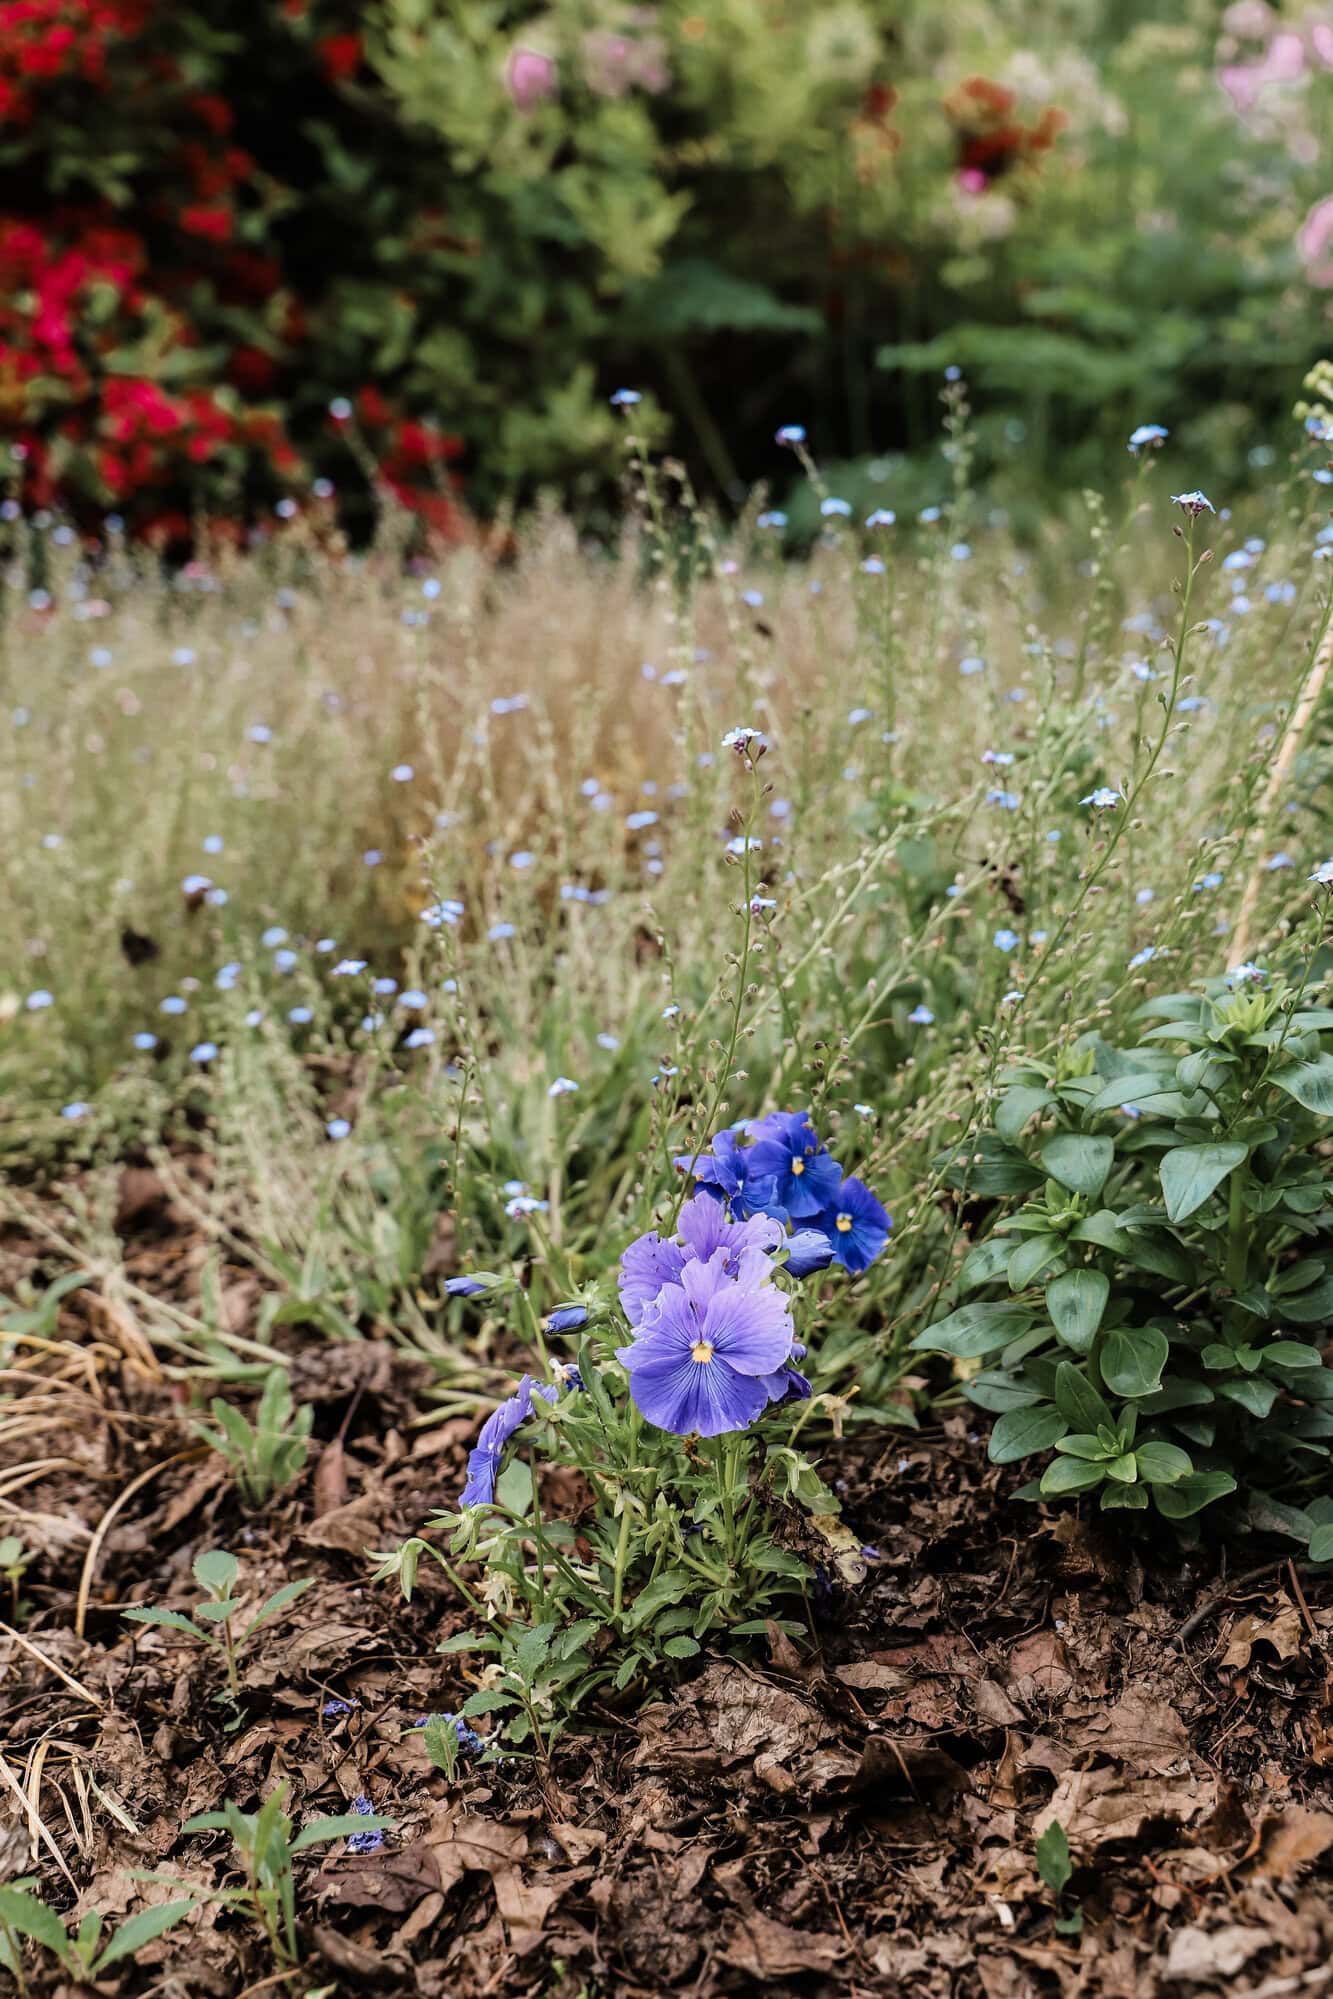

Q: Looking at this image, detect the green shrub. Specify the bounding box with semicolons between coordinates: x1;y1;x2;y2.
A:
917;968;1333;1549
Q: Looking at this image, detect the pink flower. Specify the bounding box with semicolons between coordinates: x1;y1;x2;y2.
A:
1300;195;1333;285
956;166;989;196
1219;28;1307;112
506;45;556;109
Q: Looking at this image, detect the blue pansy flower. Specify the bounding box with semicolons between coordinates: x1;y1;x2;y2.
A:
545;1304;589;1334
742;1111;843;1219
812;1177;892;1274
784;1230;835;1278
616;1250;795;1437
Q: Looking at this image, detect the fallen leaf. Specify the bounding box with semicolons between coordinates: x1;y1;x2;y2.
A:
1252;1807;1333;1881
1035;1766;1216;1849
1164;1924;1272;1982
973;1678;1024;1727
314;1437;349;1516
720;1908;846;1977
1083;1690;1191;1774
1006;1630;1074;1705
1221;1604;1305;1668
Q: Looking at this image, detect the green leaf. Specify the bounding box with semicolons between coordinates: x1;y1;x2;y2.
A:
662;1635;700;1658
1041;1135;1114;1200
1008;1235;1065;1291
1272;1054;1333;1115
1262;1341;1323;1370
987;1405;1067;1465
1035;1820;1072;1895
1159;1143;1247;1223
290;1813;395;1854
1040;1456;1105;1495
1088;1072;1171;1112
1154;1471;1237;1518
458;1688;518;1719
494;1457;533;1517
624;1571;693;1631
912;1302;1035;1360
0;1885;71;1963
1218;1377;1279;1418
995;1086;1052;1143
965;1370;1045;1413
241;1578;315;1645
122;1608;210;1644
192;1550;239;1596
959;1237;1013;1292
1308;1524;1333;1563
1046;1269;1109;1354
1101;1326;1169;1398
1053;1361;1115;1435
94;1902;195;1973
1132;1442;1193;1485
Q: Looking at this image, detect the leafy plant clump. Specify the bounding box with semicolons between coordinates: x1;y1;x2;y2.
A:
379;1110;889;1750
916;969;1333;1547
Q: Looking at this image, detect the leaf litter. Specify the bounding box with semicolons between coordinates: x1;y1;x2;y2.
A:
0;1221;1331;1996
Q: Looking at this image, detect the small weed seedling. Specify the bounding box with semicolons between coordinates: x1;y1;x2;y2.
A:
123;1550;312;1710
0;1535;33;1623
155;1784;393;1966
0;1880;194;1992
193;1367;313;1509
1035;1820;1083;1937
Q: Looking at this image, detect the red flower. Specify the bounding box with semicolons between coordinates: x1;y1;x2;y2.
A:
318;33;362;82
179;204;232;243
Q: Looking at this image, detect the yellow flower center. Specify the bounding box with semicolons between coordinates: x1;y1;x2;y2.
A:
791;1159;805;1175
836;1213;853;1233
690;1340;715;1365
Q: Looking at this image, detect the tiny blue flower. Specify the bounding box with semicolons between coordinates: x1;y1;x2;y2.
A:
1128;424;1168;453
610;389;641;407
288;1007;313;1025
133;1032;157;1051
993;928;1020;953
907;1004;934;1025
1171;490;1215;516
190;1041;218;1064
548;1076;579;1097
332;959;367;977
391;763;414;782
821;497;852;518
1081;787;1122;809
25;989;54;1011
160;995;187;1015
403;1026;435;1049
326;1118;351;1139
775;424;806;445
345;1793;385;1856
61;1102;89;1120
866;508;896;527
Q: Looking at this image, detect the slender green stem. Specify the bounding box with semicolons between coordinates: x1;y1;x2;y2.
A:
1226;1166;1249;1294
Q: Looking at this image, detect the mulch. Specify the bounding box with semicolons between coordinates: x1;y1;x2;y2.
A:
2;1181;1332;1998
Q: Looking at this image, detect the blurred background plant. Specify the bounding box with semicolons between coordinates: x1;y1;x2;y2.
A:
4;0;1333;542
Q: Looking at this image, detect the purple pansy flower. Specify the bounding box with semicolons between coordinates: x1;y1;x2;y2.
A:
759;1339;812;1406
459;1375;558;1508
814;1176;892;1274
618;1194;782;1327
616;1250;796;1436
